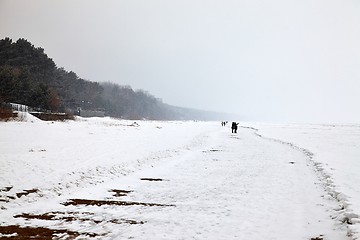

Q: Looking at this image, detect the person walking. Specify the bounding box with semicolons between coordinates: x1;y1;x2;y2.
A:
231;122;239;133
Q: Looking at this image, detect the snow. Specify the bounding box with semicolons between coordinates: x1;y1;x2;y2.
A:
244;122;360;237
0;117;359;239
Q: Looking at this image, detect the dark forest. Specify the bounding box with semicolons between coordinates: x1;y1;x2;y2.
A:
0;38;234;120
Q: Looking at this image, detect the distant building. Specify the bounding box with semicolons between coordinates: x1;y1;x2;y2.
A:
77;108;105;118
9;103;29;112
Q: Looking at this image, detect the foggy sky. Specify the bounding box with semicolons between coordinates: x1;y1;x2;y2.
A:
1;0;360;123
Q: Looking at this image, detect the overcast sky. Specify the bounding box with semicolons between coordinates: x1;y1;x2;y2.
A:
1;0;360;123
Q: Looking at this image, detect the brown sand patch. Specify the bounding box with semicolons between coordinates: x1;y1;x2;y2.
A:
16;189;39;198
110;219;145;225
62;199;175;207
140;178;164;181
109;189;133;197
0;187;13;192
14;212;145;225
0;187;13;202
0;225;97;239
14;213;78;222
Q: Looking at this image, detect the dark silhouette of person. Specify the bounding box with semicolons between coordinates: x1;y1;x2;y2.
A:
231;122;239;133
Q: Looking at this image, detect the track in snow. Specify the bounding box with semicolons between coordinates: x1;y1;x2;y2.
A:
0;126;349;239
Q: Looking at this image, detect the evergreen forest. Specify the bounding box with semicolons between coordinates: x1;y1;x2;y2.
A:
0;37;234;120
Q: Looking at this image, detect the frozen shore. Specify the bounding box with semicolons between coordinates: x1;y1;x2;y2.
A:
0;116;359;239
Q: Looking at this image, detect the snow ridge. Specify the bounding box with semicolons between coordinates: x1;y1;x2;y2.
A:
240;125;359;239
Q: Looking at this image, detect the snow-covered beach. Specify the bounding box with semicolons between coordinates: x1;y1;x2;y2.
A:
1;115;359;239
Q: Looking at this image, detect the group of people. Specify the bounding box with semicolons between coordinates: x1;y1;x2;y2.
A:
221;121;239;133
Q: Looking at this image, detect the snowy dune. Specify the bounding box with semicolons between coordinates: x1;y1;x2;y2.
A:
0;116;359;239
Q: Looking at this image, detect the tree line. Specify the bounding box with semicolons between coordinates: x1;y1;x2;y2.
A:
0;38;106;112
0;37;234;120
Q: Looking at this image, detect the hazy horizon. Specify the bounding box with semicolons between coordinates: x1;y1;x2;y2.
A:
1;0;359;123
